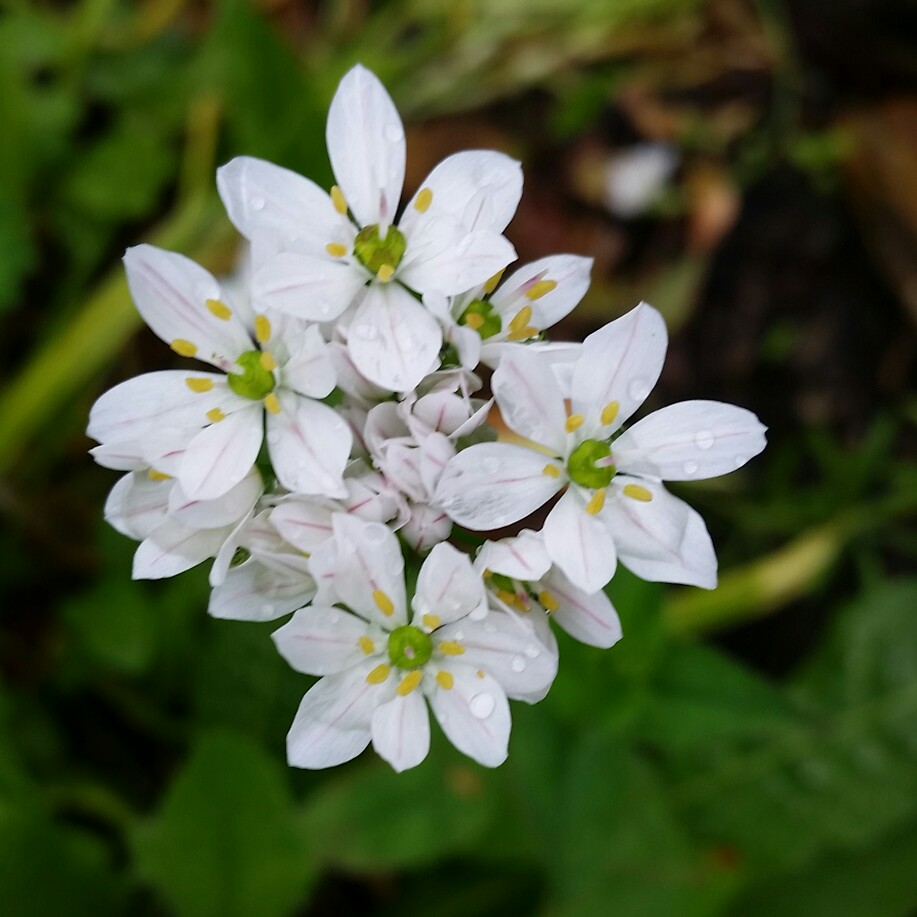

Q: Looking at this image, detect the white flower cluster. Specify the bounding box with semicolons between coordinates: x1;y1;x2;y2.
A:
87;65;767;771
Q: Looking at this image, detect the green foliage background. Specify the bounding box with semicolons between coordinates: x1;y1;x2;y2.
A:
1;0;916;914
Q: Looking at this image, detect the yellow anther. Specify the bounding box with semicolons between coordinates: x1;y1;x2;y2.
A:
438;641;465;656
358;636;375;655
413;187;433;213
325;242;348;258
565;414;585;432
206;408;226;423
585;488;606;515
396;670;423;696
508;305;533;335
526;279;557;300
376;264;395;282
482;568;493;579
538;590;560;612
623;483;653;502
601;401;620;426
476;670;485;678
463;312;484;331
259;351;277;371
147;469;172;481
206;298;232;321
436;670;454;690
330;185;347;214
254;315;271;343
542;463;561;478
496;589;519;608
366;663;391;685
373;589;395;616
185;377;214;393
263;393;281;414
422;613;442;630
483;269;504;294
171;339;197;358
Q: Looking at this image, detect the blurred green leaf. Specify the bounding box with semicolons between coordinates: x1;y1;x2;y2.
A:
134;730;315;917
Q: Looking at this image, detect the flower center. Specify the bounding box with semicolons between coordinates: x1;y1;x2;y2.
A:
459;299;501;339
353;224;407;278
227;350;275;400
567;439;615;489
387;625;433;670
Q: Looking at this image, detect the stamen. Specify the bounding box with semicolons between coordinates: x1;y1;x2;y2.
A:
508;306;533;335
206;298;232;321
542;463;561;478
585;488;606;515
496;589;521;609
358;636;375;655
376;263;395;282
373;589;395;616
147;469;172;481
594;455;616;468
463;312;484;331
436;670;454;690
325;242;348;258
185;377;214;393
565;414;585;432
526;280;557;300
171;339;197;357
422;613;441;630
601;401;620;425
483;269;504;294
623;483;653;502
263;393;281;414
259;351;277;371
366;663;390;684
396;670;423;696
538;590;560;612
438;640;465;655
476;670;485;678
254;315;272;344
206;408;226;423
413;187;433;212
330;185;347;214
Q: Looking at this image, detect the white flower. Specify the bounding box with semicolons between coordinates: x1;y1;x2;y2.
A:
217;65;522;391
435;302;767;593
87;245;352;501
271;515;557;771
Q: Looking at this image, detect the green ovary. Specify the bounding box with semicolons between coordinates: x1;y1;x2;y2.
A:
353;224;407;275
388;625;433;670
459;299;502;339
227;351;275;400
567;439;615;489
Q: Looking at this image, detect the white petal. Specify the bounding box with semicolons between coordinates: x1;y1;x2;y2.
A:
216;156;341;252
492;348;567;452
252;252;365;322
87;372;247;444
273;607;377;675
326;65;405;228
123;245;253;372
331;513;408;627
541;567;622;649
178;405;263;501
167;468;262;529
104;472;170;540
348;283;442;392
571;302;668;434
400;150;523;236
438;612;557;700
286;662;390;769
491;254;592;330
543;488;617;594
427;666;510;768
270;499;335;553
132;520;230;579
371;691;431;772
613;401;768;481
418;431;455;497
267;391;351;497
401;503;453;553
435;443;563;531
414;542;486;624
280;324;337;399
90;441;146;471
602;477;717;588
475;529;551;581
208;559;315;621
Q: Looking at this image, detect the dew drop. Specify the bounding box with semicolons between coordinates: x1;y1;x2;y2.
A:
262;603;275;615
469;692;495;719
390;373;404;389
695;430;715;450
523;643;541;660
510;655;526;673
384;124;405;143
683;460;698;475
628;378;649;401
733;454;746;467
267;431;281;445
363;523;389;544
469;604;488;621
453;629;464;641
484;622;497;634
251;196;266;211
483;458;501;474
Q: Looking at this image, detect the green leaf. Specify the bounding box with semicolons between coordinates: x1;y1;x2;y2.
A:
133;731;315;917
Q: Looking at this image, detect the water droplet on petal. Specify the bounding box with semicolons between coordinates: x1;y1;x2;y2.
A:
251;196;266;211
683;460;698;475
734;454;746;467
484;458;501;474
510;655;526;673
267;431;281;445
363;523;389;544
469;604;488;621
384;124;405;143
469;692;495;718
628;378;649;401
484;622;497;635
262;603;274;615
523;643;541;660
453;630;464;641
695;430;715;450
